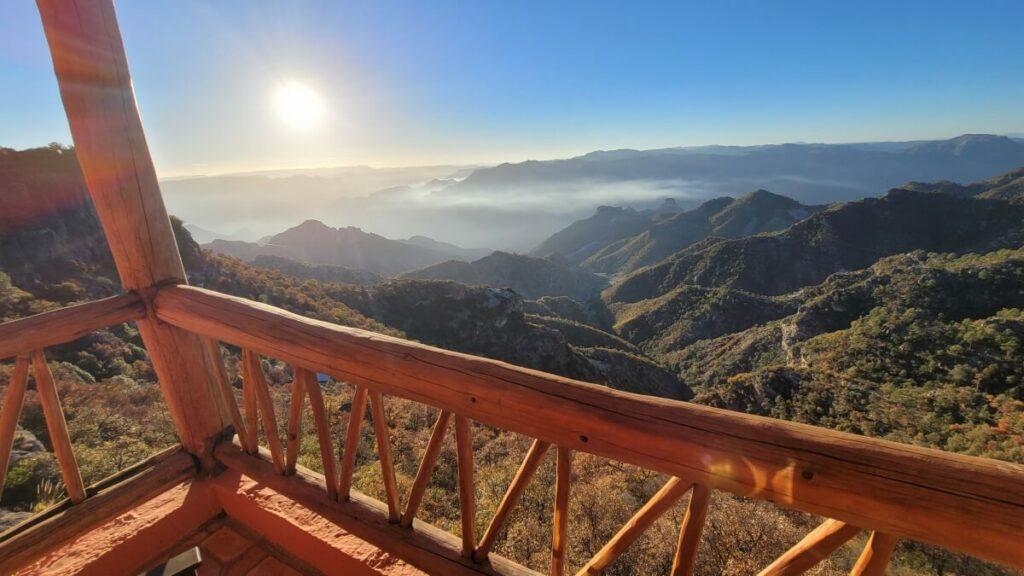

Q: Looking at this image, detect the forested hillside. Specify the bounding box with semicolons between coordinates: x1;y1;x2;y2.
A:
1;146;1021;575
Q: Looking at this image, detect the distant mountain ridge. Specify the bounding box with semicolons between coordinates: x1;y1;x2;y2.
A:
204;219;489;277
438;134;1024;205
605;167;1024;305
606;189;1024;304
399;251;607;300
581;190;821;274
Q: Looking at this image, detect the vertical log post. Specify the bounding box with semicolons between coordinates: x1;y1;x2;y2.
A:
285;371;306;474
671;484;711;576
455;415;476;559
36;0;228;468
551;446;572;576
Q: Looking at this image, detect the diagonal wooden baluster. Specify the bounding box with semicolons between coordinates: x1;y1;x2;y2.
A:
474;438;551;562
296;368;339;500
243;350;285;474
204;338;251;453
671;483;711;576
552;446;572;576
338;385;369;501
455;415;476;559
369;390;401;523
576;477;694;575
0;356;31;500
849;531;899;576
758;519;862;576
285;370;306;475
31;350;86;504
401;409;451;528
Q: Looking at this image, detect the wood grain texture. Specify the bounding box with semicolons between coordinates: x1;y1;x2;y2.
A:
0;357;31;500
551;447;571;576
475;439;551;562
339;386;369;501
402;410;452;528
369;390;401;523
849;532;899;576
37;0;226;464
297;368;339;500
671;484;711;576
757;519;862;576
0;294;145;361
215;441;540;576
153;284;1024;568
0;447;196;574
285;371;306;474
576;477;692;575
242;360;259;456
204;338;251;453
455;415;476;559
31;350;86;504
243;350;284;474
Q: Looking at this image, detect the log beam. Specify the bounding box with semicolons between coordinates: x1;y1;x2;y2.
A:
153;284;1024;568
37;0;227;466
0;294;145;361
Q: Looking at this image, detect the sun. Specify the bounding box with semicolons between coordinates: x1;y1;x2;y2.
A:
272;81;325;131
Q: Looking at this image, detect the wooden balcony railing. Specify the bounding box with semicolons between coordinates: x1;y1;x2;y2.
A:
146;283;1024;575
15;2;1024;573
1;284;1023;574
0;294;148;508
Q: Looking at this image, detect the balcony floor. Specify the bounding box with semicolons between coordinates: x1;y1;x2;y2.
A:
151;515;317;576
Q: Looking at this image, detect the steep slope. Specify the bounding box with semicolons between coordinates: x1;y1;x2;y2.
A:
399;251;608;300
204;219;478;277
672;248;1024;462
898;166;1024;202
606;189;1024;303
529;205;654;263
366;280;689;399
611;285;797;354
584;191;819;274
250;255;383;285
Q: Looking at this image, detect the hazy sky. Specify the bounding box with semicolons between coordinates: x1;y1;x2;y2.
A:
3;0;1023;177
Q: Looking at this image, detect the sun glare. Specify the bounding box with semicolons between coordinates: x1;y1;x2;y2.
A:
272;81;325;131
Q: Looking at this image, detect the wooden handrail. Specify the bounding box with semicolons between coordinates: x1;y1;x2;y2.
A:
0;293;145;361
152;284;1024;568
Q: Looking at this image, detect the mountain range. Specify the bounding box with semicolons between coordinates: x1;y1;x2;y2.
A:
573;190;820;274
204;219;491;277
439;134;1024;204
158;134;1024;251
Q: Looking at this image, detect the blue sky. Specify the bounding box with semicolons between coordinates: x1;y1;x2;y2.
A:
2;0;1022;176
